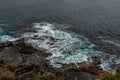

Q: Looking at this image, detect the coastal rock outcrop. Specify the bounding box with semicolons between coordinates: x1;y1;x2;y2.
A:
0;37;107;80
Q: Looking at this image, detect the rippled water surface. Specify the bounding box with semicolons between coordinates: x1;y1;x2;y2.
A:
0;0;120;34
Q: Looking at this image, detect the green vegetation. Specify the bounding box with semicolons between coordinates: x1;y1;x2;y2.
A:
101;66;120;80
102;74;120;80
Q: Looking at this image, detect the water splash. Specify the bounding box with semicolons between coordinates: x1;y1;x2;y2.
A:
24;22;103;68
0;35;18;42
0;22;120;73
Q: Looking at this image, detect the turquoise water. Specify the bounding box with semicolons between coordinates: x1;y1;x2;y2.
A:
0;28;6;36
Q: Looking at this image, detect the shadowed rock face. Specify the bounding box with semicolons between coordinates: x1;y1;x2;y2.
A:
0;38;51;79
0;38;51;76
0;38;39;66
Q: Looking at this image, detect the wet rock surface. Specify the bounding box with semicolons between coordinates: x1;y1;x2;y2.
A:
0;37;112;80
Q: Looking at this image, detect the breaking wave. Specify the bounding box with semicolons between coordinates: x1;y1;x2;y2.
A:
23;23;101;67
0;22;120;73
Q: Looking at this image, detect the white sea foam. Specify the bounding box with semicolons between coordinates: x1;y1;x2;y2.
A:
0;22;120;73
100;54;120;74
0;35;18;42
24;23;104;68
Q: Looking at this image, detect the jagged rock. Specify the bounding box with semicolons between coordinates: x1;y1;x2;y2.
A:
91;56;101;65
0;38;50;76
0;36;112;80
0;38;37;65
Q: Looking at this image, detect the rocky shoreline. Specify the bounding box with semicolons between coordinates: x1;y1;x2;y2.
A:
0;22;120;80
0;37;117;80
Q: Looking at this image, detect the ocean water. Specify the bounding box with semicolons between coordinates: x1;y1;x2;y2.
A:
0;0;120;35
0;0;120;73
0;28;6;35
